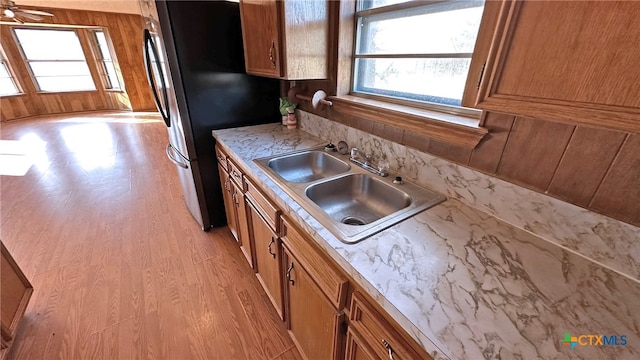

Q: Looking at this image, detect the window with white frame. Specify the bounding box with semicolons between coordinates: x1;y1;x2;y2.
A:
92;29;121;90
13;28;96;92
353;0;485;113
0;47;20;96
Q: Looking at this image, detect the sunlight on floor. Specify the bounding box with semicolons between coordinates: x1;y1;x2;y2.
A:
0;136;48;176
0;112;161;176
60;123;116;171
58;112;162;124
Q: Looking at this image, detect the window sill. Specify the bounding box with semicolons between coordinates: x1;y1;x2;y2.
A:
36;90;98;95
0;93;26;98
329;95;488;148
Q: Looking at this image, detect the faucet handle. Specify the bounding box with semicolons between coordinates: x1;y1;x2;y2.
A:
378;160;389;171
364;153;373;165
350;148;359;158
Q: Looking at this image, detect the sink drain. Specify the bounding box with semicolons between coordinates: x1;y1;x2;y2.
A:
341;216;367;226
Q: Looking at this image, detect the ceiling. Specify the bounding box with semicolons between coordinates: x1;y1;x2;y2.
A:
14;0;141;15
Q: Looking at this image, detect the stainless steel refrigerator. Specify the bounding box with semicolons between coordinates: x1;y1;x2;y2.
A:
140;0;280;230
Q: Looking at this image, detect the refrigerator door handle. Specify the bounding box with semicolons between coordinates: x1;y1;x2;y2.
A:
166;144;189;169
143;29;171;127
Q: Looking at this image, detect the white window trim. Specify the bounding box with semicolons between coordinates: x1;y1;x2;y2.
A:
0;46;22;96
91;29;123;91
12;26;97;93
350;0;484;119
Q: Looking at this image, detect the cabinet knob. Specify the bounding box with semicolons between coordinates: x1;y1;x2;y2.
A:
267;237;276;259
269;41;276;68
286;261;294;285
382;339;394;360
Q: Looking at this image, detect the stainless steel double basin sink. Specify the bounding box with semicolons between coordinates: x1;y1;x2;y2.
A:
253;148;446;243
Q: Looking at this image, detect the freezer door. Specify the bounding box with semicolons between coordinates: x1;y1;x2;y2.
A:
142;29;190;161
165;144;204;229
141;1;204;228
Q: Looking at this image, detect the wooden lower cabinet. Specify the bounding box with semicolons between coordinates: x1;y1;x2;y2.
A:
283;247;345;360
233;185;252;267
217;160;253;268
345;328;378;360
247;199;283;319
1;242;33;360
219;163;238;241
348;292;433;360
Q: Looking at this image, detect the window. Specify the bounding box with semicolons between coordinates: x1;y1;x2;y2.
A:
353;0;485;113
13;28;96;92
92;30;121;90
0;47;20;96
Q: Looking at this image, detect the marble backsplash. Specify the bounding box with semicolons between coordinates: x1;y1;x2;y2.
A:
297;110;640;282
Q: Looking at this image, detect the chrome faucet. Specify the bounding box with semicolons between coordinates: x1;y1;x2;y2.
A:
349;148;389;177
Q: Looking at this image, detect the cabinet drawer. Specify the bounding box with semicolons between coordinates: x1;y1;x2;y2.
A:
215;145;229;171
350;292;433;360
281;217;348;310
227;158;245;190
245;178;280;232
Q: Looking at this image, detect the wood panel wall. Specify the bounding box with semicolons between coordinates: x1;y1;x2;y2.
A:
0;6;155;121
303;104;639;227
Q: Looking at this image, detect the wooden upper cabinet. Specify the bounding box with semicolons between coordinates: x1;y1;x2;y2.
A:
239;0;328;80
463;0;640;133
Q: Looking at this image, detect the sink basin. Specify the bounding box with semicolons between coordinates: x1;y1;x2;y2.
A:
254;147;446;243
306;174;411;225
267;150;350;183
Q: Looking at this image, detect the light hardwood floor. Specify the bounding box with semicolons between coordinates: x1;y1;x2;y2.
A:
0;111;301;360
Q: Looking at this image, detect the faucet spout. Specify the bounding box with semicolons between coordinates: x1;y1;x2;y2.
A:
349;154;389;177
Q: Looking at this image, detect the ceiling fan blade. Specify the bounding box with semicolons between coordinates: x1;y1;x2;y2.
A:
18;9;53;16
15;11;42;21
12;16;23;24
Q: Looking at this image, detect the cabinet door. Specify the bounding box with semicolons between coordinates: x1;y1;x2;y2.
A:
467;0;640;133
218;164;238;242
239;0;282;77
345;328;379;360
348;292;433;360
1;243;33;343
234;185;252;268
247;200;283;319
284;249;344;360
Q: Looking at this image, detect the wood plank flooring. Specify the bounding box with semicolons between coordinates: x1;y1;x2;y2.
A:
0;111;301;360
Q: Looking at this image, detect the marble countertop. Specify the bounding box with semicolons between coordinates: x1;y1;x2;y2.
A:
213;124;640;360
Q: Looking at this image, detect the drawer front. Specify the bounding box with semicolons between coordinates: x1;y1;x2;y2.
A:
215;145;229;171
227;158;245;190
350;292;432;360
245;178;280;232
281;217;348;310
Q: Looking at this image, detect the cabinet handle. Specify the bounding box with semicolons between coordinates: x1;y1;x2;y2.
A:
269;41;276;68
232;190;239;206
267;237;276;258
224;177;231;192
382;339;394;360
285;262;294;285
